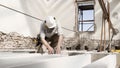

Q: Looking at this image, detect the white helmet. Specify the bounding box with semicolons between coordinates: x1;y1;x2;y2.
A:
45;16;56;28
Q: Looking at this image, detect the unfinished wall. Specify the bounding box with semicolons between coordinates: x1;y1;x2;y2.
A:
0;0;34;37
19;0;76;37
93;0;120;40
0;0;120;50
0;0;75;37
0;31;35;50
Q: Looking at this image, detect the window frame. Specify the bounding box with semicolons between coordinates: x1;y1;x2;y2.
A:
77;1;95;32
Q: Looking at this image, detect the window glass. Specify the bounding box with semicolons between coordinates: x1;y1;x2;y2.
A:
79;23;94;31
83;10;94;20
78;2;94;32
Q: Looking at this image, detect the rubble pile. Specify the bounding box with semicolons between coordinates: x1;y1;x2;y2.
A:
0;31;35;50
1;31;119;51
63;36;120;51
78;37;98;50
63;37;98;51
63;37;79;50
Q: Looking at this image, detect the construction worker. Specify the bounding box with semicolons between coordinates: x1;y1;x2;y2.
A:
38;16;63;54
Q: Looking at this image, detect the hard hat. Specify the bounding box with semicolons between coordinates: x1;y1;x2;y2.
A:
45;16;56;28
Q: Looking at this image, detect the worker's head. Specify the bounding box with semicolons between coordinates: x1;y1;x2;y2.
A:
45;16;56;28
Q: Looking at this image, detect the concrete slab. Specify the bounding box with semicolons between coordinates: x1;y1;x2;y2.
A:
116;53;120;68
0;53;64;68
83;54;116;68
12;54;91;68
0;51;117;68
91;53;108;62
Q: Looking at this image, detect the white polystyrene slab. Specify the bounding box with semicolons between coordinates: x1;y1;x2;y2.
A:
0;53;64;68
12;54;91;68
83;54;116;68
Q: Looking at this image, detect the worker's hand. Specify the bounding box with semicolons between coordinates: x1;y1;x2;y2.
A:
55;46;61;54
47;46;54;54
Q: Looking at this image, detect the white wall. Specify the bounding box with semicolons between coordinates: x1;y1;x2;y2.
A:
0;0;36;37
0;0;75;37
92;0;120;40
19;0;75;37
0;0;119;39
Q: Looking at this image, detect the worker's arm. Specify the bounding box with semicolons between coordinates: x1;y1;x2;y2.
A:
41;38;54;54
40;22;54;54
55;35;63;54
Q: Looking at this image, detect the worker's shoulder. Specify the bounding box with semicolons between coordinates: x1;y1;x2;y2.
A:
40;21;45;26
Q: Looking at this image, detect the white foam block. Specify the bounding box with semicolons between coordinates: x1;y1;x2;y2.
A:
83;54;116;68
12;54;91;68
0;53;63;68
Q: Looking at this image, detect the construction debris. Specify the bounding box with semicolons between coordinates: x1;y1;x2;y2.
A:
0;31;120;51
63;37;98;51
63;36;120;51
0;31;35;51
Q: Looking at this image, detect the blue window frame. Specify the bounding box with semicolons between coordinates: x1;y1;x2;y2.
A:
78;3;94;32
